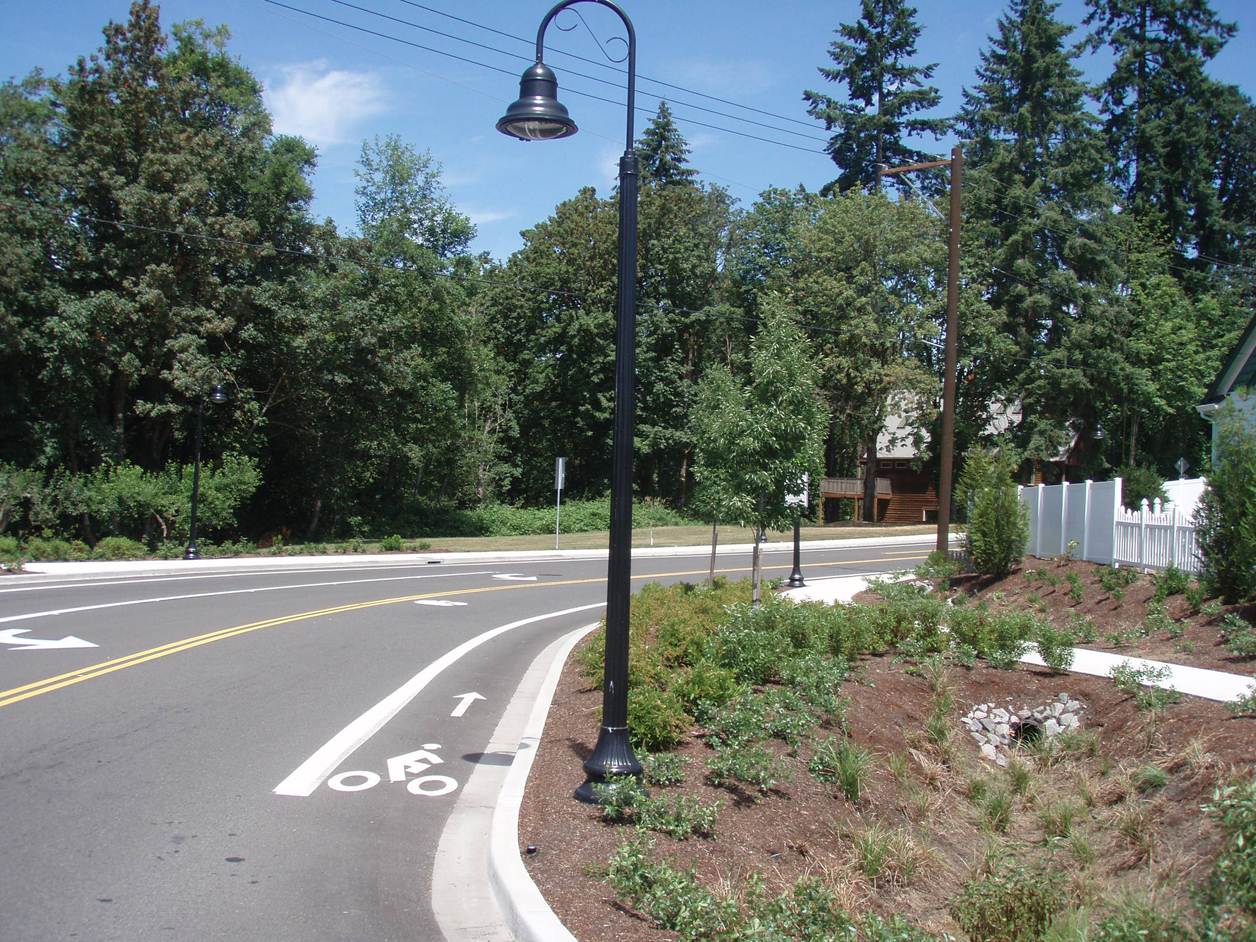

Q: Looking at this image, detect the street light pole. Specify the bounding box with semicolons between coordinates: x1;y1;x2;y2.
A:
184;384;227;561
498;0;643;802
879;145;963;557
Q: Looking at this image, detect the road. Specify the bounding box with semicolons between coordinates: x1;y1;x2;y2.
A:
0;538;932;941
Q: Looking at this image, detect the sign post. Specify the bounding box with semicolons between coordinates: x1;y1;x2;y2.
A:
555;457;566;549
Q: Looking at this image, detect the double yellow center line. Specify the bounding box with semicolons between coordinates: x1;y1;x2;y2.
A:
0;552;924;708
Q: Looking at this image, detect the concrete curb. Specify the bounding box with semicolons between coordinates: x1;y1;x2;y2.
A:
487;624;597;942
433;621;597;942
15;533;939;579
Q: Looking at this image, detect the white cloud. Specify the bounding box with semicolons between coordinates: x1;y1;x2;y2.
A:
466;208;513;226
265;62;387;146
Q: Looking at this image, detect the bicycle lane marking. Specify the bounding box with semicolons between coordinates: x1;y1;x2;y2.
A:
271;602;607;797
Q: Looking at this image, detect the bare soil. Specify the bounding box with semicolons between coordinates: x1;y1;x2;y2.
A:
517;557;1256;941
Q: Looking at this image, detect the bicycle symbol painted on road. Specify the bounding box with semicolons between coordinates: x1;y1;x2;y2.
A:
326;743;458;797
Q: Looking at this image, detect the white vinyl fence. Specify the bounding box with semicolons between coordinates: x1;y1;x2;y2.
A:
1019;478;1205;574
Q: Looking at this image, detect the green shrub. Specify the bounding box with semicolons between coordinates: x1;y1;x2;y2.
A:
706;741;790;797
948;853;1062;942
640;752;689;788
92;536;148;559
1034;624;1076;674
1221;612;1256;658
0;535;24;571
25;534;72;560
711;599;797;684
628;686;690;752
1116;464;1167;511
1197;411;1256;604
671;662;743;722
958;449;1029;578
1150;562;1190;601
378;533;403;551
1197;777;1256;930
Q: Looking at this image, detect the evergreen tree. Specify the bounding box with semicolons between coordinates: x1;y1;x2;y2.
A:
803;0;949;195
635;101;697;187
1084;0;1240;261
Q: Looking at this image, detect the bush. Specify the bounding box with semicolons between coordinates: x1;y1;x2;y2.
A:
0;534;24;571
958;449;1029;578
1196;778;1256;935
628;686;690;752
948;853;1062;942
379;533;403;551
1196;411;1256;604
1116;464;1168;511
93;536;148;559
25;534;72;560
1034;623;1076;674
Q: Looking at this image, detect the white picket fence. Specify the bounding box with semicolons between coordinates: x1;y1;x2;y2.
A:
1019;478;1204;573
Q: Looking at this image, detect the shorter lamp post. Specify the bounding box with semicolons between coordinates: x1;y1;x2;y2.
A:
185;384;228;561
785;474;808;588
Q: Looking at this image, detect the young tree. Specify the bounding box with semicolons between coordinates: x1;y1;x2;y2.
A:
1196;405;1256;603
803;0;950;195
635;101;698;188
956;448;1029;578
786;190;944;520
690;301;825;602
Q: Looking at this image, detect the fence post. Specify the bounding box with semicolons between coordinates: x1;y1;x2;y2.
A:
1081;480;1092;561
1139;499;1149;569
1170;503;1179;568
1034;484;1044;558
1060;481;1070;556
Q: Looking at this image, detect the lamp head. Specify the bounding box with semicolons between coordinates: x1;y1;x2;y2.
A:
209;384;228;404
497;62;577;141
1092;423;1105;440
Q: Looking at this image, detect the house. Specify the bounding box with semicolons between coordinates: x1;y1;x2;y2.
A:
1197;311;1256;457
819;408;938;524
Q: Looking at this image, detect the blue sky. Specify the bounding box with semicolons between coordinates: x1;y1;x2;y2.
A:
3;0;1254;263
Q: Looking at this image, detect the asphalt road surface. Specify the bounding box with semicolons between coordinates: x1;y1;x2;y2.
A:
0;539;932;941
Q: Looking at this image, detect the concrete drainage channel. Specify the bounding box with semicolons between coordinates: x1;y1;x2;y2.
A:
962;693;1087;767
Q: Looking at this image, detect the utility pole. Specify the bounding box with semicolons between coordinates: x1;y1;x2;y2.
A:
880;144;963;556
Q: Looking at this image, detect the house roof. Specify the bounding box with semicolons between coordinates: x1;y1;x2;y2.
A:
1203;311;1256;405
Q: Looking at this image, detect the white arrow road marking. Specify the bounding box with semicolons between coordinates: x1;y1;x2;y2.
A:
0;628;98;651
273;601;605;797
450;692;486;717
414;599;469;607
492;573;537;582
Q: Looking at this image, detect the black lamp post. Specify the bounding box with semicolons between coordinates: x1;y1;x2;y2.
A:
499;0;642;802
184;384;228;561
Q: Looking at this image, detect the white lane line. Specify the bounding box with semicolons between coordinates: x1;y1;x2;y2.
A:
0;571;498;627
272;602;605;798
0;564;491;596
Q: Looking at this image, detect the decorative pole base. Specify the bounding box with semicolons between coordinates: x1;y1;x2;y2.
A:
574;724;645;804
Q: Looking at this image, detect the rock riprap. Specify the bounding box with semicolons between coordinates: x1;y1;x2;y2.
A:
962;693;1086;767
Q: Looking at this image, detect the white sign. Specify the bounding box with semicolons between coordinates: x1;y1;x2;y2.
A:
0;628;97;651
785;472;810;509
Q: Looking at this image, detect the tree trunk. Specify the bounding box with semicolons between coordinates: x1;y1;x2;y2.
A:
751;527;763;605
306;498;323;542
708;521;718;586
862;435;878;522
